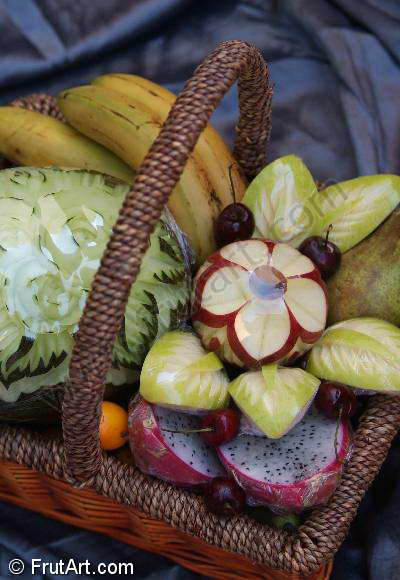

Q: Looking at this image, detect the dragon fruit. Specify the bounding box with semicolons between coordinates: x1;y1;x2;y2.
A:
218;408;351;512
128;397;225;488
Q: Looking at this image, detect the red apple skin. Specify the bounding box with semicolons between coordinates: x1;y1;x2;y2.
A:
207;337;221;352
192;239;328;368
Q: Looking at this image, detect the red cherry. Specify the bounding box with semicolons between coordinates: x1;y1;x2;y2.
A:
200;408;240;446
204;477;246;516
315;381;357;419
214;203;255;247
298;226;341;279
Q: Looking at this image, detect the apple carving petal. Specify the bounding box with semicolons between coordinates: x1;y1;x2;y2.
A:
241;155;321;247
192;266;250;328
201;267;250;316
307;317;400;392
220;239;270;271
233;299;291;359
192;240;328;368
271;242;315;278
285;278;327;333
139;331;230;413
227;302;298;367
315;174;400;253
230;365;320;439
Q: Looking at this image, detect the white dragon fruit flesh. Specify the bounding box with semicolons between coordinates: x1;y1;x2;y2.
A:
218;408;351;512
128;397;225;488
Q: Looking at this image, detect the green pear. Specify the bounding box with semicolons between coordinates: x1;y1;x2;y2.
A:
327;207;400;325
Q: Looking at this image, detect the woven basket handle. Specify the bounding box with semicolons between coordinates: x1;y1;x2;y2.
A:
63;40;272;482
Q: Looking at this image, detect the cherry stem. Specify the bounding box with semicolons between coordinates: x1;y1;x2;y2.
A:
325;224;333;247
228;163;236;204
163;427;213;434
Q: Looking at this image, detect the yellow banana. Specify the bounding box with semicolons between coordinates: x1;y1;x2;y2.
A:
93;73;246;206
58;84;233;262
0;106;135;183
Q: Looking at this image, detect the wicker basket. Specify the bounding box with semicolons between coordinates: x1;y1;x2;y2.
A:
1;40;400;579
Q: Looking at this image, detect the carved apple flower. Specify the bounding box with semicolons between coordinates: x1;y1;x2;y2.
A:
192;239;328;368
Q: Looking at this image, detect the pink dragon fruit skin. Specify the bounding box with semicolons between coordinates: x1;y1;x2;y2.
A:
218;408;351;513
128;396;225;488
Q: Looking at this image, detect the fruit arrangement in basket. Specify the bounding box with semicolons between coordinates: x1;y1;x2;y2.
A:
0;72;399;522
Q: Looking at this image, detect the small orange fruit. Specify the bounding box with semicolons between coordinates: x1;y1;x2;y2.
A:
99;401;129;451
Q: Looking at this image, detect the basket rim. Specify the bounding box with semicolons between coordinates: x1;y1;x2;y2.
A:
1;392;400;575
0;457;334;580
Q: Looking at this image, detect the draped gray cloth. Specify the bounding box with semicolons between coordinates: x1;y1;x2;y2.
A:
0;1;400;578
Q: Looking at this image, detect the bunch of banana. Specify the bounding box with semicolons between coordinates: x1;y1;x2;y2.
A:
93;74;244;209
57;76;246;262
0;106;134;183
